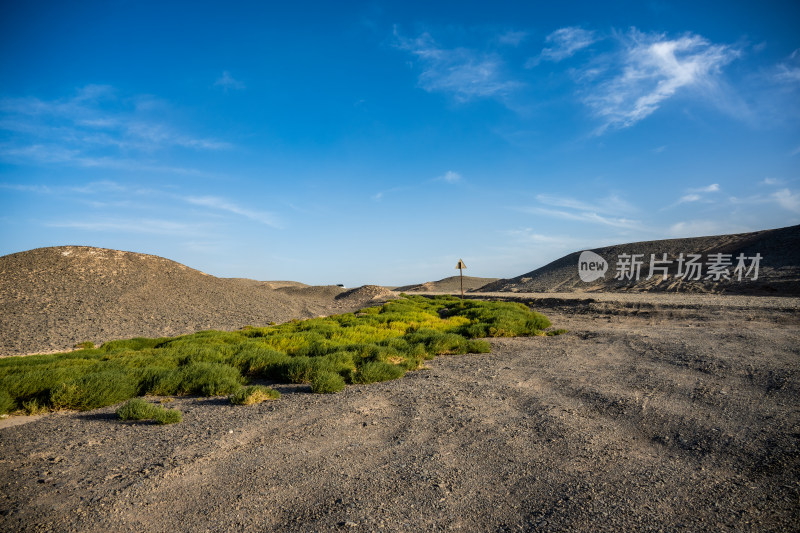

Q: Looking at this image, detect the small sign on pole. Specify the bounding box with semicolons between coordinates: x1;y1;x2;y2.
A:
455;259;467;298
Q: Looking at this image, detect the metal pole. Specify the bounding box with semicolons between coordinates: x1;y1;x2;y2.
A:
460;266;464;299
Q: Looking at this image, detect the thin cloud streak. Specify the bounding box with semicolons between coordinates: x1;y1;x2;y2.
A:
184;196;281;228
523;206;642;230
394;28;522;103
214;71;246;91
0;86;230;172
535;193;637;215
436;170;462;183
663;183;721;209
689;183;720;193
772;188;800;213
45;218;208;236
527;26;597;66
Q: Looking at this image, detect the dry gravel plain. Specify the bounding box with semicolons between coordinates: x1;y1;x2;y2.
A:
1;293;798;532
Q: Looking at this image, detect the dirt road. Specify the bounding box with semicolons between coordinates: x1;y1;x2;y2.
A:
1;294;798;531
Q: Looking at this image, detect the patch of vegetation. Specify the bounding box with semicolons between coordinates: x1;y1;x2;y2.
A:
0;295;562;414
352;361;406;384
230;385;281;405
116;398;182;424
22;398;47;415
311;371;346;394
0;389;13;416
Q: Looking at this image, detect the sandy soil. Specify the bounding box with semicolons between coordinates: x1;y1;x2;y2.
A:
1;293;798;531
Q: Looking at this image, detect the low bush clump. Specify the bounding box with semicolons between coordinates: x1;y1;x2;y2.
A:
311;371;346;394
230;385;281;405
50;369;139;410
116;398;182;424
0;295;563;413
352;361;406;384
0;389;13;416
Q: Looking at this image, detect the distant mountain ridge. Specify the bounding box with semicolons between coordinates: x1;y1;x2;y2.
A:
394;275;499;293
478;225;800;295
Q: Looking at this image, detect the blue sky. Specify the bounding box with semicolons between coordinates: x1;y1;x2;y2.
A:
1;1;798;286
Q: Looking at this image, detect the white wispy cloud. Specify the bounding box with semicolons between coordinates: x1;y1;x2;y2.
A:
0;182;53;193
690;183;720;193
666;183;721;208
214;71;246;91
496;30;528;47
46;218;206;236
527;26;597;66
584;29;739;133
667;219;741;238
505;228;585;246
0;179;129;196
524;206;641;229
772;188;800;213
0;85;230;170
436;170;462;183
773;49;800;84
394;28;521;103
184;196;281;228
525;193;640;229
535;193;636;215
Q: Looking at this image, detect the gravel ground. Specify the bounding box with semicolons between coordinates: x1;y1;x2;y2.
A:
1;293;798;531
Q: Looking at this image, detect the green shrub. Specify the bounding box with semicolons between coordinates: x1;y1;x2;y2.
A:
0;389;14;415
352;361;405;384
230;385;281;405
116;398;156;420
231;344;290;376
141;362;243;396
22;398;46;415
283;356;315;384
116;398;182;424
311;371;346;394
466;339;491;353
175;362;243;396
49;369;139;411
152;408;182;424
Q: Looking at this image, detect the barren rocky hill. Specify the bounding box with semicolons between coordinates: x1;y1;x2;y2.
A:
478;224;800;295
394;275;498;293
0;246;395;357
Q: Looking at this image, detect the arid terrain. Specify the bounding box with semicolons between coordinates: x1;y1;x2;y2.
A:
1;237;799;531
1;292;798;531
480;224;800;295
394;275;499;293
0;246;397;357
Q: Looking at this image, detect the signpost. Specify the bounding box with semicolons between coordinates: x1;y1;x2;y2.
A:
455;259;467;299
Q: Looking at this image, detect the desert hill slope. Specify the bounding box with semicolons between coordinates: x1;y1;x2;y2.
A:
394;275;499;293
478;224;800;295
0;246;395;357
